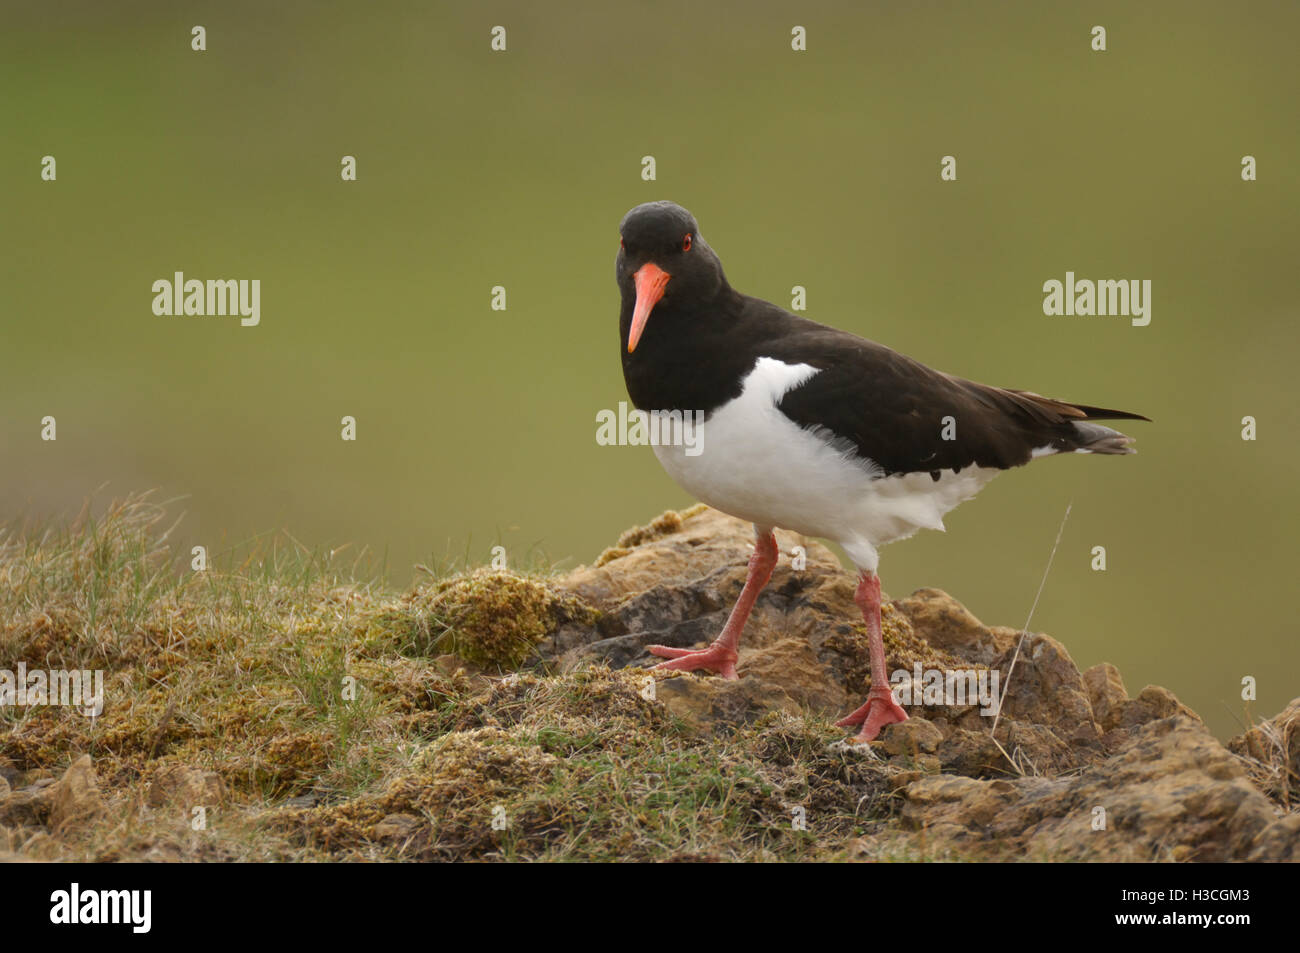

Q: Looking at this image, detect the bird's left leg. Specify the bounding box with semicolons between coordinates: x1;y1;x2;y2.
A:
647;526;778;679
836;570;909;742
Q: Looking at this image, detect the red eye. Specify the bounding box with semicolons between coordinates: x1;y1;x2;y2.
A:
683;233;692;251
620;238;625;250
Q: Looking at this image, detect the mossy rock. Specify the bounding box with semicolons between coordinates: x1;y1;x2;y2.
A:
382;570;599;671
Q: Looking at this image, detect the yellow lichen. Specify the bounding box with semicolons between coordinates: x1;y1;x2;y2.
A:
595;504;709;565
593;546;631;567
614;508;684;548
824;602;959;695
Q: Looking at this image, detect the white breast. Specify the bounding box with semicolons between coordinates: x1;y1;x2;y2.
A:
651;357;1000;572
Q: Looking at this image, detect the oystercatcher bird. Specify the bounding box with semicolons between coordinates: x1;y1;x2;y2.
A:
617;200;1148;742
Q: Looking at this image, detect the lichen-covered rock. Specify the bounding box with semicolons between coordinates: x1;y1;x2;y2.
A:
565;504;840;608
992;633;1102;750
48;755;103;833
737;638;846;712
902;716;1286;861
1118;685;1203;729
881;718;943;757
147;765;227;811
937;728;1007;777
894;588;1016;664
900;774;1023;850
551;506;1109;771
1082;662;1130;732
656;674;800;734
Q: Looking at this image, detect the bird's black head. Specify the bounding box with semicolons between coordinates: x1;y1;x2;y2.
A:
616;201;728;354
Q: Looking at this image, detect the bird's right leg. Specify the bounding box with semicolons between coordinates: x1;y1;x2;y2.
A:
836;570;909;741
647;526;778;680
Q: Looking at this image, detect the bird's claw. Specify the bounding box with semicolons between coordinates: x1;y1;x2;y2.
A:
647;643;740;680
836;686;909;742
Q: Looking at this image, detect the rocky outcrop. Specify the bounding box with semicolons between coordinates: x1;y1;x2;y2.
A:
899;716;1292;861
551;506;962;724
550;506;1139;773
545;504;1299;861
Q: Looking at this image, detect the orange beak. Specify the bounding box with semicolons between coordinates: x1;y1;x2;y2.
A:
628;263;670;353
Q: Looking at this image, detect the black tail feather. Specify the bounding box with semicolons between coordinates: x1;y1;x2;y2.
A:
1065;403;1151;422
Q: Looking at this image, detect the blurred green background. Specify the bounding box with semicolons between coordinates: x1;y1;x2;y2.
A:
4;1;1297;737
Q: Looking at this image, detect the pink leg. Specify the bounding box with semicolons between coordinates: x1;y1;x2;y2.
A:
647;527;778;679
836;571;909;742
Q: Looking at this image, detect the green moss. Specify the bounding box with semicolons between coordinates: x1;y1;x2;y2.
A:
382;569;599;671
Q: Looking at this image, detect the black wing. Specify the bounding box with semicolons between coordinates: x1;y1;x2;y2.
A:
766;323;1146;476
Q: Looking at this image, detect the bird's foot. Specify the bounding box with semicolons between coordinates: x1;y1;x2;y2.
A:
836;685;909;742
647;642;739;680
